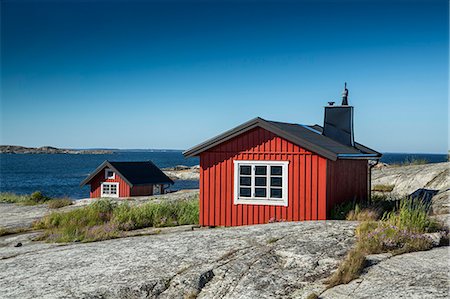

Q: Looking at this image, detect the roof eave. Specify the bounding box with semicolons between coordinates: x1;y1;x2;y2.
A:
183;117;263;157
183;117;340;161
79;161;134;187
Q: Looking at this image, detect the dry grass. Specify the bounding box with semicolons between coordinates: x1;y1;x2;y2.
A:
372;184;395;192
345;205;380;221
327;248;366;287
306;293;319;299
47;198;73;209
327;197;445;288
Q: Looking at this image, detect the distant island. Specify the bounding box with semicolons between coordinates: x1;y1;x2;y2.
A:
0;145;113;155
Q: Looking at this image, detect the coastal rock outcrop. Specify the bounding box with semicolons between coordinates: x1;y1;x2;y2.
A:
163;165;200;180
372;162;449;215
0;145;112;154
0;221;357;299
321;247;449;299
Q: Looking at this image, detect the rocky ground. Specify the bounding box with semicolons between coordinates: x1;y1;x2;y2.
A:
0;221;357;299
163;165;200;181
0;162;448;298
321;247;449;299
372;162;449;217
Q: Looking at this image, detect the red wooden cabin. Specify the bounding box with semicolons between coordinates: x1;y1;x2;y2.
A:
80;161;174;198
184;88;381;226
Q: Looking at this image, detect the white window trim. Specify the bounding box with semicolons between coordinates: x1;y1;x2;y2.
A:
101;182;119;198
104;168;115;180
233;160;289;206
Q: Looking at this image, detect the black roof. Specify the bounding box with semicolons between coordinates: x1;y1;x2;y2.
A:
183;117;381;161
80;161;174;187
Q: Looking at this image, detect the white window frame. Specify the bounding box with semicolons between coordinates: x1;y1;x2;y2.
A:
101;182;119;198
233;160;289;206
104;168;115;180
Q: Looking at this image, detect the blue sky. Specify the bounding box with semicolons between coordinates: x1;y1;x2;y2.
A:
1;0;448;153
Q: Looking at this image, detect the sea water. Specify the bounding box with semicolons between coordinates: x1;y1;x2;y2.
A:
0;151;446;199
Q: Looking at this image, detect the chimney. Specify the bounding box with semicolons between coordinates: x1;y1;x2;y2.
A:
323;83;354;147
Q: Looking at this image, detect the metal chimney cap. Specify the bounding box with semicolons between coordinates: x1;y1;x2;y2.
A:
341;82;349;105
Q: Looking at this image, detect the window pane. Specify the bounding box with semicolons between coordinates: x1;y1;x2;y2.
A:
240;166;251;175
103;185;110;193
239;187;251;197
255;177;267;186
240;177;251;186
271;177;282;187
255;166;267;175
255;188;267;197
270;188;282;198
271;166;282;175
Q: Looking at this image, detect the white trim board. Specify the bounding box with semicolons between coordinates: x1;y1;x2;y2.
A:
233;160;289;207
101;182;119;198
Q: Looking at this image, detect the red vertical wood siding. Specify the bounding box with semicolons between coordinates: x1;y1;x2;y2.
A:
326;159;368;216
199;127;328;226
130;185;153;196
89;167;131;198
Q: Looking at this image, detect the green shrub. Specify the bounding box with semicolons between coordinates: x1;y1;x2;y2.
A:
30;191;47;203
48;198;73;209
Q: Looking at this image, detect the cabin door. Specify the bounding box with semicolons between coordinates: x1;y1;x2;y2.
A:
153;185;161;195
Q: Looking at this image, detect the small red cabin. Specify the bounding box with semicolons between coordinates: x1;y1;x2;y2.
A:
184;89;381;226
80;161;174;198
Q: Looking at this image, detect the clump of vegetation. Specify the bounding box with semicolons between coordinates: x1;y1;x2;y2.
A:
34;197;199;243
330;196;399;221
327;197;446;288
372;184;395;192
345;204;379;222
0;191;75;208
0;192;34;204
330;201;358;220
382;197;438;232
266;237;281;244
47;198;73;209
327;248;366;287
306;293;319;299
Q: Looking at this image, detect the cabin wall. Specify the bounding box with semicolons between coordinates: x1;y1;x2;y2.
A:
199;127;328;227
130;185;153;196
326;159;368;216
89;168;131;198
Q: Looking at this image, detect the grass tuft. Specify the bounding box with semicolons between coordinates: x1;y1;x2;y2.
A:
327;248;366;288
306;293;319;299
0;191;60;206
34;197;199;243
47;198;73;209
327;197;446;288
